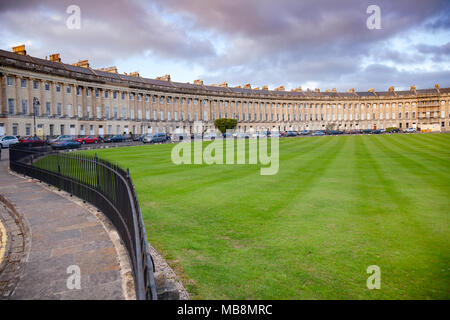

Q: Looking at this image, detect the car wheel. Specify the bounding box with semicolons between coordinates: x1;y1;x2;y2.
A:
94;140;98;144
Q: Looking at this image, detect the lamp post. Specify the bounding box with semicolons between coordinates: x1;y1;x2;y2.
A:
32;97;40;137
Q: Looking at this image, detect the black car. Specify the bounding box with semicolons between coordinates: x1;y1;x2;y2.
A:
390;128;401;133
362;129;373;134
133;134;146;142
104;135;124;143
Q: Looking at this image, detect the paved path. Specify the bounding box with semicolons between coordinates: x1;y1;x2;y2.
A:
0;151;125;299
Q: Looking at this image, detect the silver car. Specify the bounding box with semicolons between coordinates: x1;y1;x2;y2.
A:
0;135;19;148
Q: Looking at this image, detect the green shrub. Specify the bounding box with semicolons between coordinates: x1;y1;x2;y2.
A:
214;118;237;134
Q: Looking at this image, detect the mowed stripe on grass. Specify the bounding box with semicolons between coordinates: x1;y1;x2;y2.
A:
91;134;450;299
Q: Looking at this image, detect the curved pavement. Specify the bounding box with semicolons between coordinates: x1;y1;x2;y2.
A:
0;150;126;300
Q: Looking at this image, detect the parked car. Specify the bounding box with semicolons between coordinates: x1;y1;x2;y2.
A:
222;132;233;139
172;133;190;142
203;132;218;140
287;131;297;137
380;129;386;133
362;129;373;134
19;136;45;147
50;138;81;150
404;127;416;133
0;135;19;148
47;135;73;145
270;132;281;138
312;130;325;136
75;136;101;145
299;130;310;135
133;134;146;142
372;129;382;134
143;133;170;143
252;132;267;138
236;132;250;139
104;135;124;143
390;128;401;133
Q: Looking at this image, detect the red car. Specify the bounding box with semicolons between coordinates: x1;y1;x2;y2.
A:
19;136;45;147
75;136;101;144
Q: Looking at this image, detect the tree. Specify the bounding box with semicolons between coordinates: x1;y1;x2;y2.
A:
214;118;237;134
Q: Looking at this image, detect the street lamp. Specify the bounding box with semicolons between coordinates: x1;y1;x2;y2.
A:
32;97;40;137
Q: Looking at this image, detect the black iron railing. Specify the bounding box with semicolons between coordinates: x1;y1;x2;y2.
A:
9;145;157;300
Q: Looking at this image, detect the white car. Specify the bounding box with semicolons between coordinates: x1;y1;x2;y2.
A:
252;132;267;138
404;127;416;133
0;135;19;148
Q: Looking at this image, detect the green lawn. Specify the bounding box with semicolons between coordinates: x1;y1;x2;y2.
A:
91;134;450;299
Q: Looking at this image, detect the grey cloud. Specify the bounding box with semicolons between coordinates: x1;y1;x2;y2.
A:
0;0;449;91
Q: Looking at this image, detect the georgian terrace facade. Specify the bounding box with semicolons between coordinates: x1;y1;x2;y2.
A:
0;46;449;137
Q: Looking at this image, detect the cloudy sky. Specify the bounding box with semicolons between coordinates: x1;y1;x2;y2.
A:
1;0;449;91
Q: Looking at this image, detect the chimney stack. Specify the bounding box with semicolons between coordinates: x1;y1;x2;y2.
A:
12;44;26;55
194;79;203;85
49;53;61;62
97;66;118;73
156;74;171;81
243;84;252;89
72;60;90;68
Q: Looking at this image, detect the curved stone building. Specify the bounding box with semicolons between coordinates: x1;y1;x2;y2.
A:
0;45;449;137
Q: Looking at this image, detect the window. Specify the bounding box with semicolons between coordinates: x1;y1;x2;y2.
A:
86;88;90;96
33;80;39;90
46;102;51;115
21;78;27;88
22;99;28;114
166;97;171;104
113;91;117;99
56;84;61;92
96;89;100;98
45;82;50;91
7;76;13;86
122;92;125;100
67;104;72;117
77;105;82;118
8;99;14;115
105;91;109;98
57;103;62;116
66;86;71;94
77;87;81;95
